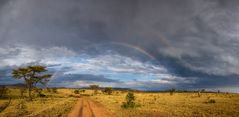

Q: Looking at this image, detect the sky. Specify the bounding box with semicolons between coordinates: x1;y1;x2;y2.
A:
0;0;239;92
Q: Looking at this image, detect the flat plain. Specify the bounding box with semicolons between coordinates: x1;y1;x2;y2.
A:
0;88;239;117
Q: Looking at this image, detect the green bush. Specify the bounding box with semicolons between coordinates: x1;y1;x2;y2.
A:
74;90;79;94
121;92;136;108
103;87;113;95
80;89;85;93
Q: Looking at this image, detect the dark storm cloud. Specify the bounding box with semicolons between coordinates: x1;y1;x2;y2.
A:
132;75;239;90
52;74;120;83
0;66;22;85
1;0;239;90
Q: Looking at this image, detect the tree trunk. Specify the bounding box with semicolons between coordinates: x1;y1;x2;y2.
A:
28;85;32;101
24;77;32;100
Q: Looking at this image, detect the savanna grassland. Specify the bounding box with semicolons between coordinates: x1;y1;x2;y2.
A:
0;88;239;117
92;91;239;117
0;88;78;117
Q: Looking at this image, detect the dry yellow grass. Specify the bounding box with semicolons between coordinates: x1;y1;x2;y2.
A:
0;88;78;117
1;88;239;117
92;91;239;117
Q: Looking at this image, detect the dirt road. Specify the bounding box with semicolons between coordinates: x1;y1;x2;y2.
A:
67;97;113;117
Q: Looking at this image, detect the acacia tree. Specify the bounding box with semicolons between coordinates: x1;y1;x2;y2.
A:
12;66;52;100
103;87;113;95
89;85;99;95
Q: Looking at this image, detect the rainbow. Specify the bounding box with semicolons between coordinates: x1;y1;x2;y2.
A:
107;42;158;61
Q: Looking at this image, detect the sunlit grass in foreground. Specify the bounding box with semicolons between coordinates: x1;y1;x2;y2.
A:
92;91;239;117
0;88;78;117
0;88;239;117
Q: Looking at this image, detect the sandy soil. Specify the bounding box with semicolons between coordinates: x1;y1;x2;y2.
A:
67;97;113;117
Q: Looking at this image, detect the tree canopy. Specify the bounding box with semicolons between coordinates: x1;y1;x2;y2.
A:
12;65;52;100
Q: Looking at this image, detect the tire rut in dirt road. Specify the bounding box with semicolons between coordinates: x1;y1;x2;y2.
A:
68;97;112;117
81;99;94;117
67;98;83;117
86;100;96;117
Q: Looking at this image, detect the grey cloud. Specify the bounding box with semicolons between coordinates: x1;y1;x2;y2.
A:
0;66;22;85
51;74;120;83
1;0;239;90
1;0;237;75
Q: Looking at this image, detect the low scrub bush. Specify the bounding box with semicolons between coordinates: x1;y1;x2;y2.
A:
206;99;216;104
52;88;57;93
103;87;113;95
80;89;85;93
74;90;79;94
121;92;136;108
34;88;46;97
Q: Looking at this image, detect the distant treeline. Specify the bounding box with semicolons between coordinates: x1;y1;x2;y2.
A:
0;84;232;94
